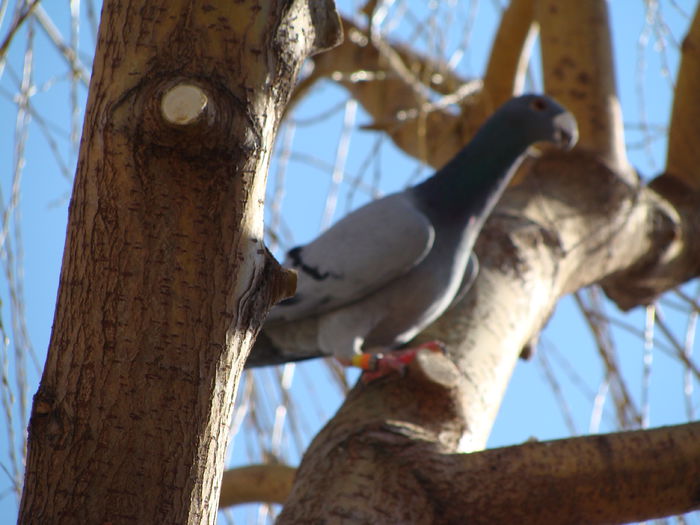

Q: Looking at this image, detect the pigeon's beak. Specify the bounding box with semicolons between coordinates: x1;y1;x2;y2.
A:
553;112;579;151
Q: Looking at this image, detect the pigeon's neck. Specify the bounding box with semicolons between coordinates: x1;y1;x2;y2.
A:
414;120;531;220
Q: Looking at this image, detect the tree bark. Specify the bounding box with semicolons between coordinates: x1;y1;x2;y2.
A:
278;353;700;524
18;1;340;523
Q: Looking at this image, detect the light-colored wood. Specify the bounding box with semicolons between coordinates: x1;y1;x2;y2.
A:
666;4;700;189
219;465;296;507
538;0;632;179
483;0;538;108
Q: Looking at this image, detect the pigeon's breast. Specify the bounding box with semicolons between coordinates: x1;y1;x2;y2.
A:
361;224;475;349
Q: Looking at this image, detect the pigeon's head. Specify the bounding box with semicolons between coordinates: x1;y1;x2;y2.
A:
500;94;579;151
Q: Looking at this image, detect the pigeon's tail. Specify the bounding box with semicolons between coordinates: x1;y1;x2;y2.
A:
244;331;325;368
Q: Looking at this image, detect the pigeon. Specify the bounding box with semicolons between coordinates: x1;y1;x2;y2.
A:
247;94;578;374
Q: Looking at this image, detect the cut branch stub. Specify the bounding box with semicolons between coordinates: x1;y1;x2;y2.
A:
161;83;209;126
134;76;253;161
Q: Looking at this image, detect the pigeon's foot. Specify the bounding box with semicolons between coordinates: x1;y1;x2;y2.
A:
339;341;446;382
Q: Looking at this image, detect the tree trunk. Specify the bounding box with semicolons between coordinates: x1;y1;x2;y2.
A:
18;1;340;523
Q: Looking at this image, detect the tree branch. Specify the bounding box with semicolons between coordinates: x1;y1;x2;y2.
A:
538;0;632;179
603;4;700;309
418;150;691;450
278;352;700;523
219;465;295;507
0;0;41;62
482;0;537;109
291;16;489;169
419;419;700;524
665;4;700;189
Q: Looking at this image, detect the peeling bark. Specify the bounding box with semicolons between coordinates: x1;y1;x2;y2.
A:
18;1;340;523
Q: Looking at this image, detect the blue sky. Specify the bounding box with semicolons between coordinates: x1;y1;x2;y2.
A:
0;1;697;523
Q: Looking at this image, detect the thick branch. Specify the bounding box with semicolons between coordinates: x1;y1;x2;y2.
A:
666;4;700;189
482;0;537;108
279;350;700;523
232;421;700;523
538;1;631;178
419;420;700;524
421;150;692;449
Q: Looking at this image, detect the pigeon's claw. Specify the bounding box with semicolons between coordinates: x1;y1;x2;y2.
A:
339;341;446;383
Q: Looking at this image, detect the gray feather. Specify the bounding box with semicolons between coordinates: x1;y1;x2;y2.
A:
247;94;578;368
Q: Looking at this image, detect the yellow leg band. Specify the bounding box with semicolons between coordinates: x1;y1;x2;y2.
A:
350;353;373;370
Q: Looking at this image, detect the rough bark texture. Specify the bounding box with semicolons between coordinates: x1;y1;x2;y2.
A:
276;2;700;523
18;1;340;523
279;353;700;524
424;420;700;524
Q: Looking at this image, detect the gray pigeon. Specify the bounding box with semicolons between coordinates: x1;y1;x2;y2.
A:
247;94;578;370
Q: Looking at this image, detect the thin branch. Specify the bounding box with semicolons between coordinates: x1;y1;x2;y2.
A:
219;464;295;507
0;0;40;67
32;5;91;87
574;289;641;429
537;348;578;435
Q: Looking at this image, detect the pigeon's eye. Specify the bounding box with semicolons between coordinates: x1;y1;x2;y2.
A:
530;98;548;111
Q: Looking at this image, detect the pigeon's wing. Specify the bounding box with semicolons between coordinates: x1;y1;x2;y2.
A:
269;192;435;321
